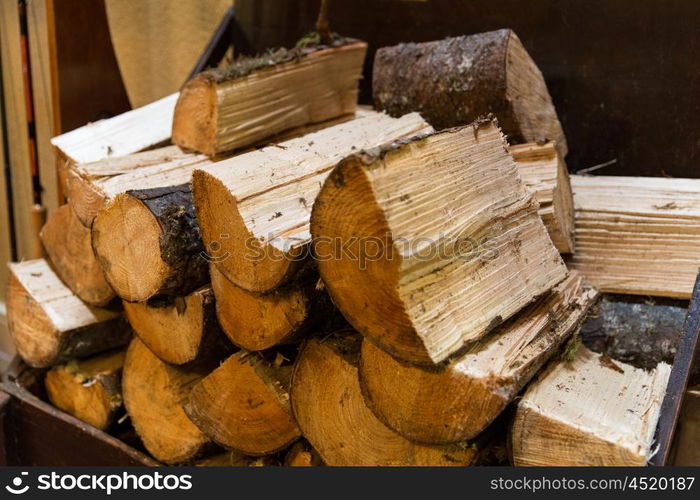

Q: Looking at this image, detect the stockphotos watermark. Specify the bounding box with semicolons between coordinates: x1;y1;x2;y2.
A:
4;471;192;495
200;233;501;269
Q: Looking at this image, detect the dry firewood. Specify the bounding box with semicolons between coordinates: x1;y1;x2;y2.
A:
373;29;566;157
284;440;323;466
193;110;432;293
569;175;700;299
210;264;333;351
51;93;178;193
123;286;231;365
5;259;129;368
291;333;480;466
185;350;301;456
194;451;279;467
511;347;671;466
172;41;366;156
39;204;115;306
92;183;208;301
311;120;567;365
122;338;213;464
45;349;125;430
511;141;575;253
359;271;598;444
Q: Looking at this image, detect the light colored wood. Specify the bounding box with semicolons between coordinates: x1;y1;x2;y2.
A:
290;334;479;466
569;175;700;299
185;351;301;456
104;0;231;108
673;386;700;466
27;0;60;214
284;440;323;466
511;347;671;466
40;204;115;306
0;73;13;298
0;0;39;259
359;271;598;444
210;264;318;351
311;121;567;365
511;141;575;253
173;41;367;156
123;286;226;365
45;349;125;430
50;91;178;165
122;337;211;464
5;259;128;368
193;110;432;293
194;451;273;467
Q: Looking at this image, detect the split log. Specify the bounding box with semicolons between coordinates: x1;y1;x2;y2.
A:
373;29;567;157
185;350;301;456
193;110;432;293
39;204;115;306
210;264;332;351
44;349;125;430
291;334;479;466
123;286;231;365
5;259;129;368
511;347;671;466
67;145;204;228
194;451;279;467
511;141;575;253
284;440;323;466
92;184;208;301
172;41;367;156
311;120;567;365
569;175;700;299
122;338;212;464
51;92;178;193
673;386;700;465
359;271;598;444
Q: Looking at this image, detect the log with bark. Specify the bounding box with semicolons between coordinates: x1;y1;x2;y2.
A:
569;175;700;299
311;120;567;365
359;271;598;444
210;264;335;351
185;350;301;456
373;29;567;158
122;337;213;464
172;40;367;156
511;141;575;253
5;259;129;368
92;183;208;301
193;110;432;293
44;349;125;430
290;333;480;466
40;204;115;306
51;93;178;193
123;286;231;365
511;347;671;466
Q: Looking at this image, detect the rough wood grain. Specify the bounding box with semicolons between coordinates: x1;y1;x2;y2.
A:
6;259;128;368
185;350;301;456
359;271;598;443
569;175;700;299
45;349;125;430
122;337;211;464
40;204;115;306
511;347;671;466
193;110;432;293
291;333;479;466
512;141;575;253
173;41;367;156
311;121;567;365
92;183;208;301
123;285;230;365
373;29;567;158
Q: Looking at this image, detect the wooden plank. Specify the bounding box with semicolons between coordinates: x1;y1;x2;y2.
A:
27;0;60;213
0;44;14;297
0;0;39;259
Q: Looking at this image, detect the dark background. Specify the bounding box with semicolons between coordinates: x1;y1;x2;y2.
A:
235;0;700;178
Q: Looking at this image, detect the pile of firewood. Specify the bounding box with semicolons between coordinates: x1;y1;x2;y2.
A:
7;26;694;466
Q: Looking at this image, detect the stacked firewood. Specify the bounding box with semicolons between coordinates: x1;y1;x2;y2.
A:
6;28;687;466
